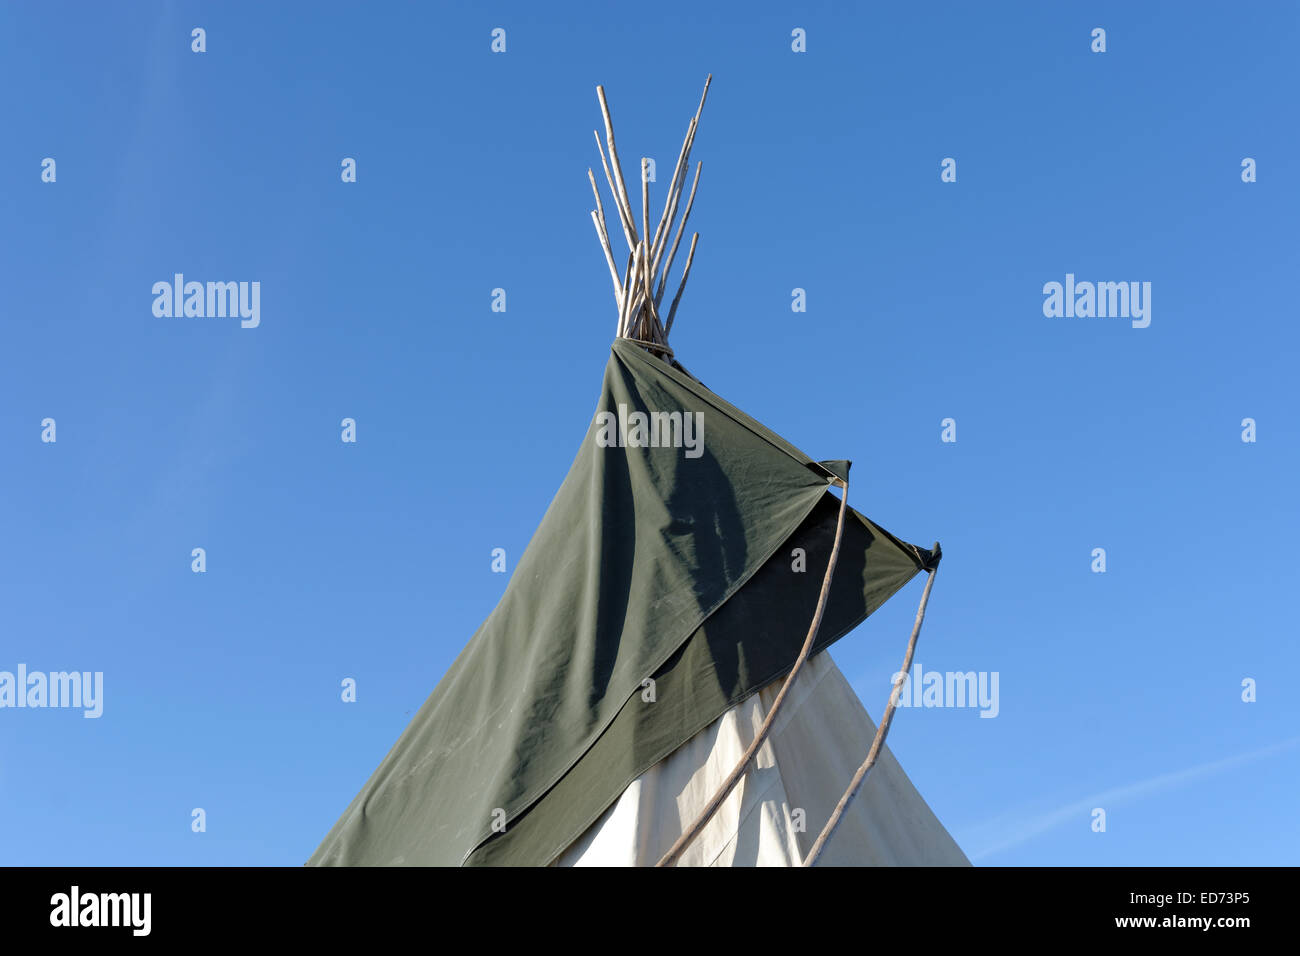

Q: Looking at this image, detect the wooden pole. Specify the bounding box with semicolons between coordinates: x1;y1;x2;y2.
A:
656;162;701;306
596;86;639;249
591;210;621;306
650;118;695;264
617;247;635;338
594;132;634;253
664;232;698;337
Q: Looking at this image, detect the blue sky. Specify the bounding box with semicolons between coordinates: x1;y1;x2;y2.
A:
1;1;1296;866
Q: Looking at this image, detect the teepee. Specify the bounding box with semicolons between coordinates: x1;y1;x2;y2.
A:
308;78;968;868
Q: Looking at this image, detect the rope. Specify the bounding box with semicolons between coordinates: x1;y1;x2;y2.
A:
622;335;674;358
656;476;850;867
802;563;938;866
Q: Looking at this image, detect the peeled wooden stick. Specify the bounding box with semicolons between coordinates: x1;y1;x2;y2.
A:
588;168;612;247
639;156;670;344
803;564;939;866
638;242;652;339
651;118;695;262
626;291;646;340
594;132;634;253
588;169;621;304
617;247;636;338
591;210;621;306
640;238;663;339
653;76;710;266
624;241;648;339
656;162;701;306
651;124;692;276
663;232;698;337
694;74;713;128
596;86;639;249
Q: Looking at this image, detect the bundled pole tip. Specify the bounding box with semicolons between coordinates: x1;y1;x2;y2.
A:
588;76;712;357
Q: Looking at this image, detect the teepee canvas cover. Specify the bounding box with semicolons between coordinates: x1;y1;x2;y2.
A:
309;78;967;867
309;341;965;866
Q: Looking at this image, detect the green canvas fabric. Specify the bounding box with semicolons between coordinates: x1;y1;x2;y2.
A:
468;494;936;865
308;340;937;867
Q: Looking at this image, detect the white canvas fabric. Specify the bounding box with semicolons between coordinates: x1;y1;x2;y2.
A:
556;651;969;866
